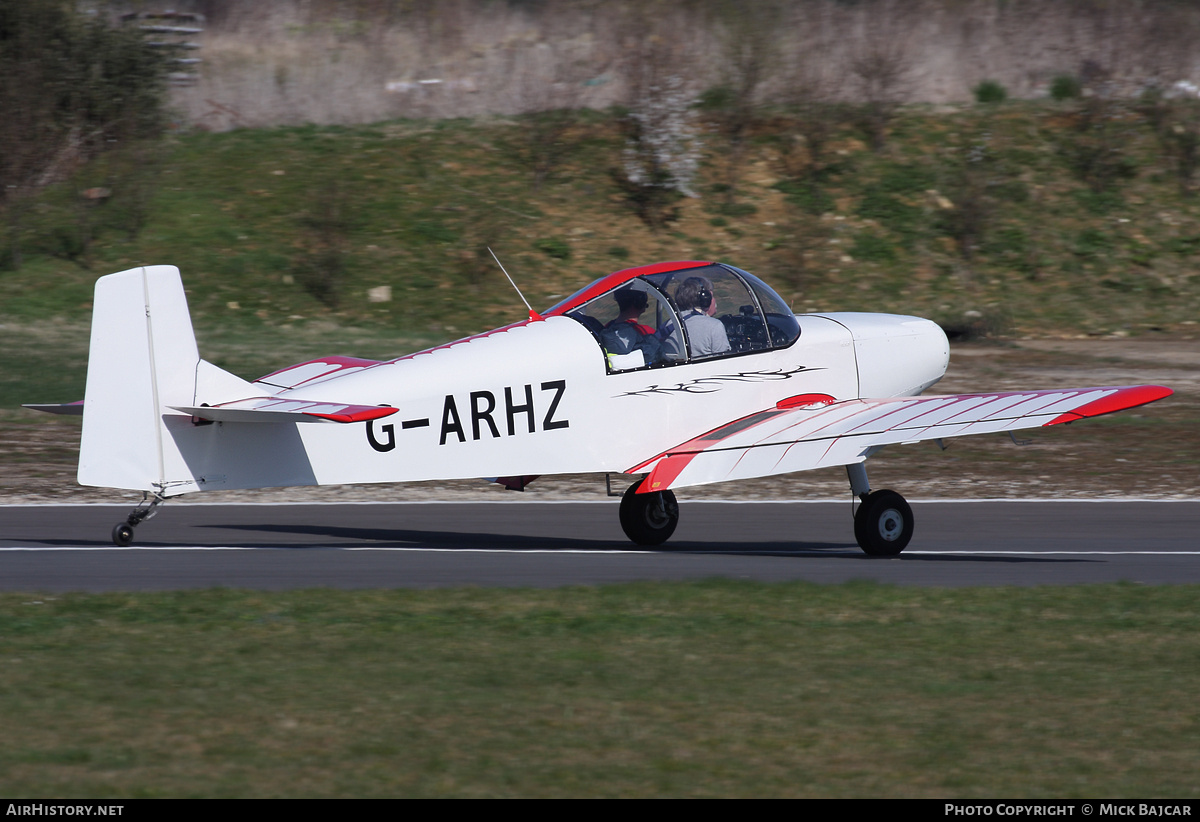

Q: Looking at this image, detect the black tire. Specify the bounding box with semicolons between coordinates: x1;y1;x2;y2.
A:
854;490;913;556
619;480;679;546
112;523;135;547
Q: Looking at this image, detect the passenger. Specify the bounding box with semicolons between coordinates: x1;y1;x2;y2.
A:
675;276;730;357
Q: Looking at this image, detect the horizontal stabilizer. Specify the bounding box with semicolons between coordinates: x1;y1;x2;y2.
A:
631;384;1173;493
23;401;84;416
170;398;399;424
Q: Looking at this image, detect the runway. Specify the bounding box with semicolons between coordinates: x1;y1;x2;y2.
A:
2;500;1198;590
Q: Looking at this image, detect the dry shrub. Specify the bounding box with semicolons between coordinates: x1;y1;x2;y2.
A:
504;37;592;190
701;1;783;197
608;9;703;230
295;176;352;308
776;8;842;182
846;1;916;153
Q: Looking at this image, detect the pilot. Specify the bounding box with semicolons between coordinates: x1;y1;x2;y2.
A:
675;276;730;357
607;287;655;335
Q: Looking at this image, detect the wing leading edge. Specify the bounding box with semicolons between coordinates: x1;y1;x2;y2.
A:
629;385;1172;493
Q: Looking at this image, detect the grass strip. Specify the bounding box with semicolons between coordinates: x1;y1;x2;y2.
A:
2;582;1198;797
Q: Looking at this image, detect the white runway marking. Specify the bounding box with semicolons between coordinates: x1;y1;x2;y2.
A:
3;546;1200;556
3;498;1198;508
907;550;1200;556
0;545;652;554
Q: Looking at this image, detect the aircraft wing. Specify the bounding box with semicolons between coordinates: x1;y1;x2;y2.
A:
169;398;398;424
628;385;1173;493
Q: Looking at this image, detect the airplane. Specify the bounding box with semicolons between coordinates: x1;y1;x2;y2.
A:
26;262;1171;553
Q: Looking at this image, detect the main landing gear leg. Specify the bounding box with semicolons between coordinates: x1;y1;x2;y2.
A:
619;479;679;546
846;464;913;557
111;493;165;547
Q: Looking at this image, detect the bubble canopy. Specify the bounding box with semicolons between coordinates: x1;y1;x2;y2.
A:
544;261;801;370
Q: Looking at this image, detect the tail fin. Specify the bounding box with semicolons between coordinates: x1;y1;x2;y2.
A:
77;266;250;494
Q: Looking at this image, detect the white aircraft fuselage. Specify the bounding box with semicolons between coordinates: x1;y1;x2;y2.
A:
41;262;1166;553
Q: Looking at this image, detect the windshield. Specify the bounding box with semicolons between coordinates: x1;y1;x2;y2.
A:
724;265;801;348
555;262;800;371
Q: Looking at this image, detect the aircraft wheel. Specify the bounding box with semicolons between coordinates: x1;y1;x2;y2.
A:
854;490;913;556
619;481;679;546
112;523;135;547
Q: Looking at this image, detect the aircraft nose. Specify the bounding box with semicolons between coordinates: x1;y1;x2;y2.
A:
850;316;950;398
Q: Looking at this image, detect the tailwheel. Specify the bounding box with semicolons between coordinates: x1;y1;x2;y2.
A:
854;489;913;556
619;480;679;546
110;493;165;547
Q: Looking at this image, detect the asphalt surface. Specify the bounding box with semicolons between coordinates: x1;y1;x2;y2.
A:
2;500;1198;590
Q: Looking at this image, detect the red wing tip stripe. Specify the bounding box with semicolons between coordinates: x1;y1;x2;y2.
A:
640;453;695;493
305;406;399;424
1044;385;1173;426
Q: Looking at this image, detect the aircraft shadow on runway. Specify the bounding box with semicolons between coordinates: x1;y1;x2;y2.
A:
186;522;1086;563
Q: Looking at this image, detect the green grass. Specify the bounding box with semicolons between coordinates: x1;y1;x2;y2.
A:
2;101;1199;345
2;583;1198;797
1;105;1196;494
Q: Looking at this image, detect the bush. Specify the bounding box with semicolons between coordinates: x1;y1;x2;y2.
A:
413;218;458;245
973;80;1008;105
1073;227;1114;258
1060;103;1139;194
716;202;758;218
878;163;937;195
534;237;571;259
1071;188;1125;215
0;0;172;268
849;231;897;263
1050;74;1082;101
856;187;922;247
1167;235;1200;256
0;2;171;168
697;85;738;113
295;177;353;308
776;179;835;216
936;308;1009;341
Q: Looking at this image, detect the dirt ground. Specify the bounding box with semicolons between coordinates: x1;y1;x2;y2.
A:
3;339;1196;505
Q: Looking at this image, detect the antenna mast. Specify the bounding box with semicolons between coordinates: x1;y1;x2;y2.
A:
488;247;543;321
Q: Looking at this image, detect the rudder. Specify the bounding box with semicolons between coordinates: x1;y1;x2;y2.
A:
78;266;201;492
